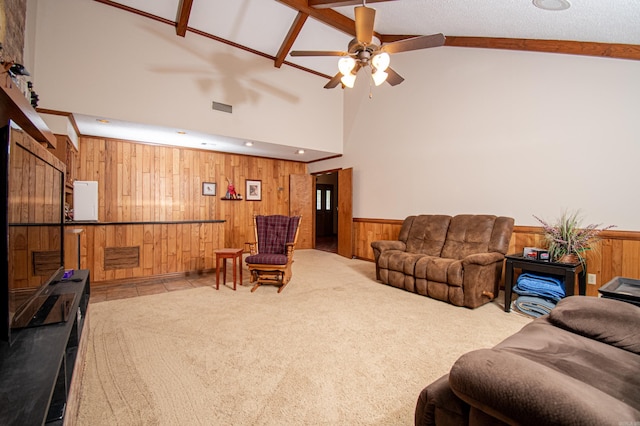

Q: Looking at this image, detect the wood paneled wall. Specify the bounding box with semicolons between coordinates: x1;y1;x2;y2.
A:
67;223;224;282
9;129;63;224
8;128;64;292
353;218;640;297
74;137;307;283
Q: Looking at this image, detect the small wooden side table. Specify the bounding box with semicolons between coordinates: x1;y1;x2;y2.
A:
215;248;244;290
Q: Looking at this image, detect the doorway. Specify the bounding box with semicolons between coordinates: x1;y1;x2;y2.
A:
315;173;338;253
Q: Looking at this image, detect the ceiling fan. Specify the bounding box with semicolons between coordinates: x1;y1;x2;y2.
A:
290;2;445;89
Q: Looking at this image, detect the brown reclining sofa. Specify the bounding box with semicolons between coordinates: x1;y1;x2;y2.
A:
371;214;514;309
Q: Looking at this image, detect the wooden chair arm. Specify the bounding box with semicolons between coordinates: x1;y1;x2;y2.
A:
285;242;296;259
245;241;257;255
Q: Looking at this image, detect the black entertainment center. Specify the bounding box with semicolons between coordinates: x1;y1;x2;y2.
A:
0;270;90;425
0;75;90;425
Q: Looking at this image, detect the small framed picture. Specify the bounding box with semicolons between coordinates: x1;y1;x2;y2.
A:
245;179;262;201
202;182;216;196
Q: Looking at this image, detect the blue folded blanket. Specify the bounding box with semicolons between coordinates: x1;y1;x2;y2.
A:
514;272;565;302
513;295;557;318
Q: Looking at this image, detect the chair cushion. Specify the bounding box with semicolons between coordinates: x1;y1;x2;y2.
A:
415;256;463;286
404;215;451;256
245;253;288;265
379;251;424;274
440;215;496;260
256;215;290;255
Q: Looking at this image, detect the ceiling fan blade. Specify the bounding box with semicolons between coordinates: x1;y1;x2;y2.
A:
324;73;343;89
290;50;349;57
385;67;405;86
381;33;446;54
355;6;375;45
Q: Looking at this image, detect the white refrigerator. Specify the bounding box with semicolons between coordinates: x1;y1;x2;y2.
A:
73;181;99;221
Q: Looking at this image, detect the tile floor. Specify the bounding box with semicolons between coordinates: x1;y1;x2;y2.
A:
89;272;232;304
89;247;332;304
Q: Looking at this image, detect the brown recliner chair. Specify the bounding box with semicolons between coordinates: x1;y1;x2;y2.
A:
415;296;640;425
371;214;514;308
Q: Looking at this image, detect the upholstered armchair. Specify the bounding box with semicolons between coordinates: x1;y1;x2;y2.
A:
245;215;301;293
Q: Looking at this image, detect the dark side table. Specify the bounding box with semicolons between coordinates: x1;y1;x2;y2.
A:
504;254;586;313
598;277;640;307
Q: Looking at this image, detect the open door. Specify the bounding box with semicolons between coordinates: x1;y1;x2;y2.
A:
289;174;314;249
337;168;353;258
292;169;352;256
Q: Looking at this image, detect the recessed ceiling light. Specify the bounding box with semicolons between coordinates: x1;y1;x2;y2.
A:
177;130;187;135
296;149;305;155
533;0;570;11
244;141;253;147
96;119;110;124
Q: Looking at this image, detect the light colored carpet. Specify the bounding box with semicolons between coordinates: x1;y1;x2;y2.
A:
76;250;531;425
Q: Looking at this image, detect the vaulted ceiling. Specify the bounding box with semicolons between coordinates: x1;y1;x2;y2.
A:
100;0;640;81
62;0;640;161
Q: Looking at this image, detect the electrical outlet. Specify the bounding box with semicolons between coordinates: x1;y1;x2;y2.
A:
587;273;597;285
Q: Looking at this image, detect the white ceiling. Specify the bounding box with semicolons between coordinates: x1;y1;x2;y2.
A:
68;0;640;161
72;113;335;161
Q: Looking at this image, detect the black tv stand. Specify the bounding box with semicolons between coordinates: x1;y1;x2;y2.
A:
0;270;90;425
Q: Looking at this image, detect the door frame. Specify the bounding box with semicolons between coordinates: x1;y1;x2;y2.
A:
312;167;353;258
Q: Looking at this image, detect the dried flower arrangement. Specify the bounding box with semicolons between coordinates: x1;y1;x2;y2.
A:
533;210;615;267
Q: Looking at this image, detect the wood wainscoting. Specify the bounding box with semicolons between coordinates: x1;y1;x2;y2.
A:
353;218;640;297
66;221;225;283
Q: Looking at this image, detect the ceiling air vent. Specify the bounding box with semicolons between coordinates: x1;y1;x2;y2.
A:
212;101;232;113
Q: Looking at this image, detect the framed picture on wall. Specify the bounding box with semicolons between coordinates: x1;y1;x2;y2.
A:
202;182;216;196
246;179;262;201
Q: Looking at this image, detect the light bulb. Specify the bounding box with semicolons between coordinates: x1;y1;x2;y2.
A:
341;73;356;88
338;57;356;75
372;70;388;86
372;52;390;72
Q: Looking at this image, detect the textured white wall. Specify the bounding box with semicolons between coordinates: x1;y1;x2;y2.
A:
309;47;640;230
29;0;343;153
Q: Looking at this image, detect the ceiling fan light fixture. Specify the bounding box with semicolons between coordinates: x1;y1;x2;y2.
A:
372;70;388;86
371;52;390;72
341;73;356;88
293;5;446;90
338;57;356;76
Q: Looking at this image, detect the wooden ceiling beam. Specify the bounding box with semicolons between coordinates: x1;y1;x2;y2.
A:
275;11;309;68
309;0;397;8
277;1;640;62
445;37;640;61
94;0;640;78
175;0;194;37
276;0;362;38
